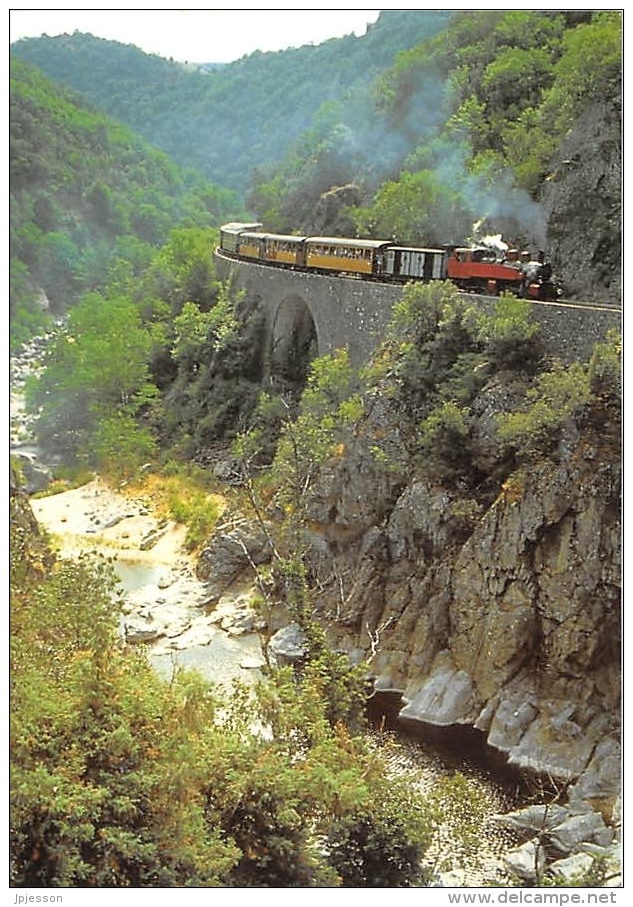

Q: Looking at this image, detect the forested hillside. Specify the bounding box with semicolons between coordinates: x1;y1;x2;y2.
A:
11;10;622;300
11;11;452;193
249;10;621;299
9;56;242;348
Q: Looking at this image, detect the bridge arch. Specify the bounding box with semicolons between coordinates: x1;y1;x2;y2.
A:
269;292;318;384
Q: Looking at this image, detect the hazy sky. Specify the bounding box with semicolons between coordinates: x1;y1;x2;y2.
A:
9;9;381;64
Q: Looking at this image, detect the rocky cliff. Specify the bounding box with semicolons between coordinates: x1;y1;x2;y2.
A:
541;95;622;302
297;399;620;812
200;370;620;809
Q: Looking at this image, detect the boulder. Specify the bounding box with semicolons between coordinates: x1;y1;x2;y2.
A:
503;839;546;884
268;623;307;667
197;522;274;600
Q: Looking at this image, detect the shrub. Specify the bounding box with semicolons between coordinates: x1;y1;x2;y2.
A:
587;330;621;406
327;797;431;887
417;401;473;484
496;361;592;459
475;293;543;372
166;481;223;551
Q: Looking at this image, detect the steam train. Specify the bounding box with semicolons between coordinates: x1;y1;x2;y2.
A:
219;223;561;301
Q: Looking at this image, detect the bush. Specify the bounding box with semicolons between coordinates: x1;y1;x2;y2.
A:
327;798;430;887
10;527;434;888
93;411;158;484
587;330;621;406
475;294;543;372
165;473;223;551
417;401;473;484
496;361;592;459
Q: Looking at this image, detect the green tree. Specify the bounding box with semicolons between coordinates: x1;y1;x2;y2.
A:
539;11;622;137
92;411;158;484
353;169;472;246
269;349;363;516
28;292;159;470
136;227;220;317
9;56;237;347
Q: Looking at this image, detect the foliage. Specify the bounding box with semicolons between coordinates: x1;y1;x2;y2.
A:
11;11;621;273
9;260;52;352
474;294;543;372
11;13;452;196
26;292;159;473
247;110;365;235
92;411;158;485
269;349;363;514
352;168;473;246
9;56;239;347
160;280;267;456
375;282;483;430
587;329;621;407
9;17;622;885
136;227;222;318
363;282;552;494
326;796;431;887
417;401;472;485
166;481;223;552
10;506;434;888
353;10;620;243
506;12;622;192
233;352;375;738
496;361;593;460
538;12;622;138
19;222;268;471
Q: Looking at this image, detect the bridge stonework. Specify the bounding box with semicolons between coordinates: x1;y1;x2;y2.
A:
214;252;621;369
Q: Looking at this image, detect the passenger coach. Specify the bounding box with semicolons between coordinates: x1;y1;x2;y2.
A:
303;237;391;277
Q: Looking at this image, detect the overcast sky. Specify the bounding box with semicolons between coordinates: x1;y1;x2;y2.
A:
9;9;381;64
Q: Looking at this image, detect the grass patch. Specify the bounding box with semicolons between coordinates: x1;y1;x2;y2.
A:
125;464;226;552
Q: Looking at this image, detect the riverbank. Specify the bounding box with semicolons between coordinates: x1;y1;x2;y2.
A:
31;475;186;561
30;477;267;687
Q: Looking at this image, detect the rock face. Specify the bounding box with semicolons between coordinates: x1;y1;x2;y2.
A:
541;95;622;302
196;521;274;601
303;183;361;237
301;418;620;807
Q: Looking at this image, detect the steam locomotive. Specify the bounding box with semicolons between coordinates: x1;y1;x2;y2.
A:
219;223;561;301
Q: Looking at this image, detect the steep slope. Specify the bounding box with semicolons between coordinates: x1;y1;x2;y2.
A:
10;11;453;194
540;96;622;301
9;56;240;345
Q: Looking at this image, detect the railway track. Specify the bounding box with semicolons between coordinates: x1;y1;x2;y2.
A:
464;292;621;314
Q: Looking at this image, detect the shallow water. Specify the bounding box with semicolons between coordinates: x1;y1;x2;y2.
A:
149;634;265;688
113;558;167;593
112;555;266;689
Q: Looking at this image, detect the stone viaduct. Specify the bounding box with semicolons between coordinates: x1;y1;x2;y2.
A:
214;250;621;371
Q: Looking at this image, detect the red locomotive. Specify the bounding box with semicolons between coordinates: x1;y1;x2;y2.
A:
446;245;560;301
